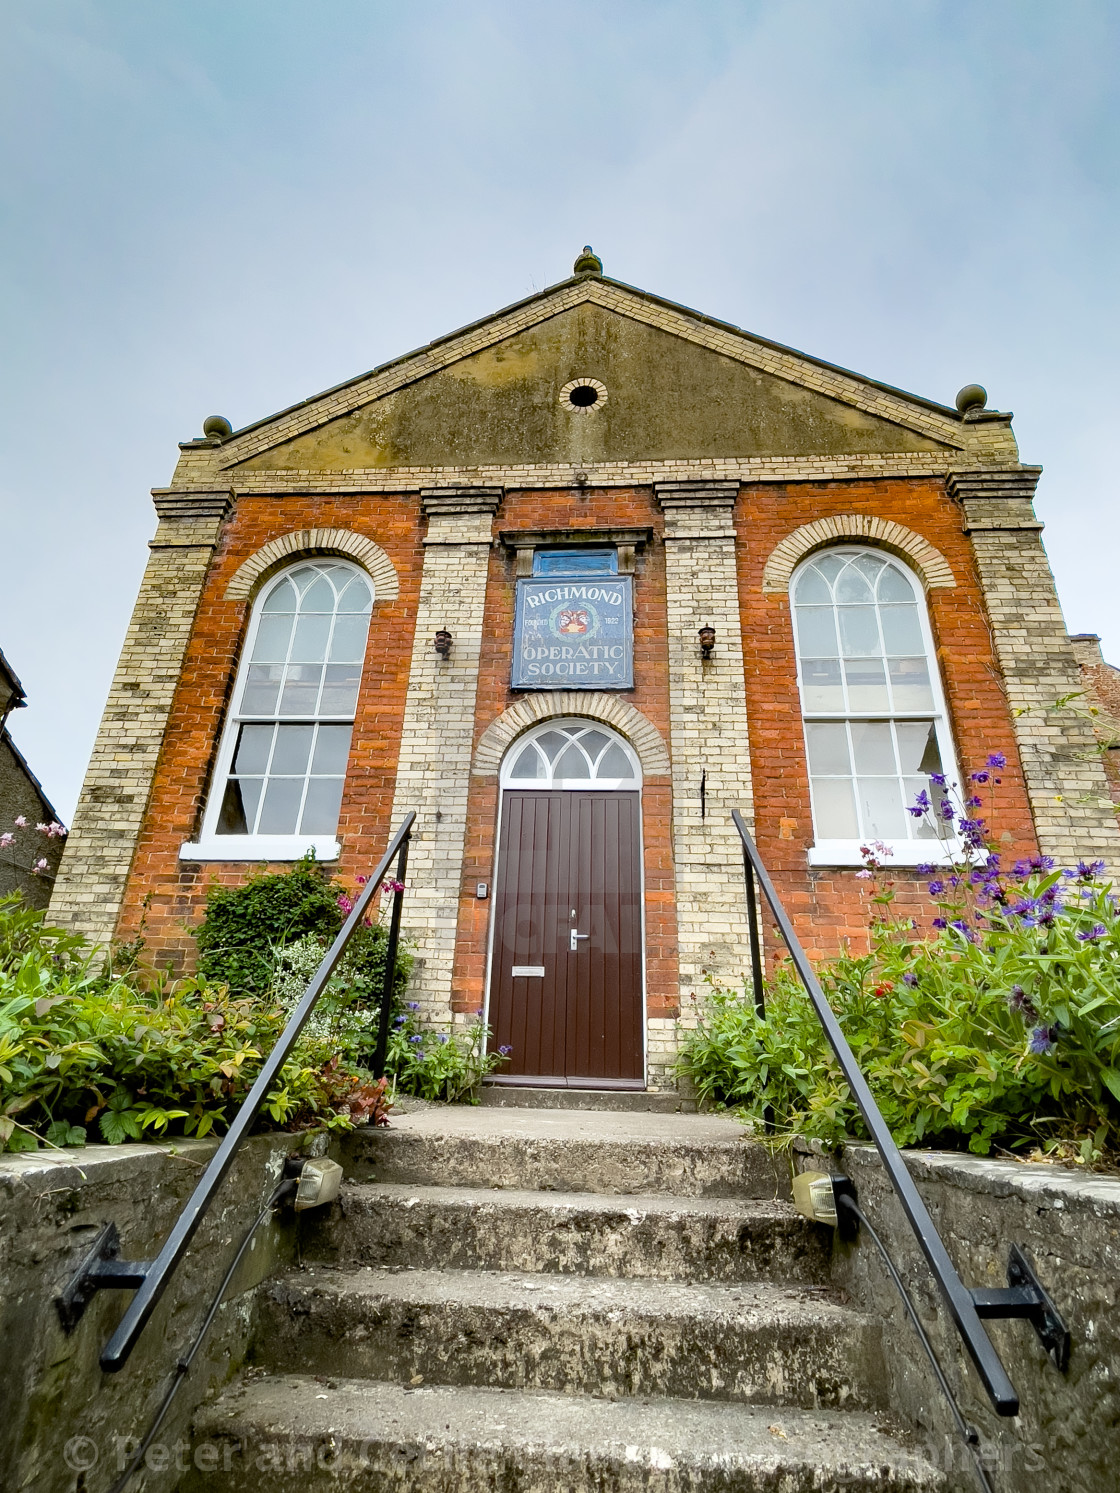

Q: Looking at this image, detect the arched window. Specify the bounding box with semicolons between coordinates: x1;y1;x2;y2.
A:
500;721;642;789
791;548;957;864
182;560;373;861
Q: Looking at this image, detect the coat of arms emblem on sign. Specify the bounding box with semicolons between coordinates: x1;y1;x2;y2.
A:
557;609;590;635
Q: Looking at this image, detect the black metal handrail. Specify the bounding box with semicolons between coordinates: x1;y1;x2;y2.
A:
59;812;415;1373
732;810;1069;1419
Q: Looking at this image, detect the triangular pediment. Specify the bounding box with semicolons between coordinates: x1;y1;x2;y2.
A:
218;277;965;474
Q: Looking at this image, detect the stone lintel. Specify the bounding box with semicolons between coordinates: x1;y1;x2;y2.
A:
499;528;654;576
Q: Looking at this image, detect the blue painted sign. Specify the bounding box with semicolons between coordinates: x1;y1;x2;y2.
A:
511;576;633;690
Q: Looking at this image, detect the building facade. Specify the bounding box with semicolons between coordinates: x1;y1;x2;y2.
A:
50;251;1120;1089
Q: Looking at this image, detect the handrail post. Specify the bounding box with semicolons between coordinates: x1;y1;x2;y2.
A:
371;832;410;1079
742;839;766;1019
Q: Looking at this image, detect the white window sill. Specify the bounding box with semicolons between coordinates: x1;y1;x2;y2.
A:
178;836;340;863
807;840;962;868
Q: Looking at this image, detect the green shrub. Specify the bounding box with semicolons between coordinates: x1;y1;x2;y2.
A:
0;894;388;1153
679;765;1120;1161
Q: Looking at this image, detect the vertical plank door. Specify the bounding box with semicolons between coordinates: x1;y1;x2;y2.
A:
488;790;643;1085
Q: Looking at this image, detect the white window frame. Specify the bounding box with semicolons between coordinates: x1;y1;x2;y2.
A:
180;558;372;863
791;546;963;867
498;719;643;790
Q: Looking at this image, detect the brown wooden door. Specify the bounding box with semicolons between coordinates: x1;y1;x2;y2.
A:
488;791;644;1086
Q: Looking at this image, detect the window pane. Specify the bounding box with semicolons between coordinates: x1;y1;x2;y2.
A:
793;566;831;604
552;744;591;778
835;566;874;604
279;666;323;716
262;578;298;613
904;777;942;838
336;575;372;612
534;730;569;764
320;663;362;715
300;777;344;834
252;613;294;662
811;778;859;837
311;724;353;776
231;723;274;775
857;778;907;839
844;658;889;711
509;743;544;778
258;779;303;834
598;743;633;778
801;657;844;711
291;614;332;663
877;565;914;603
300;576;336;612
805;722;851;774
217;778;260;835
240;664;282;716
329;613;371;663
837;605;880;656
795;606;839;657
850;721;897;774
580;730;610;756
271;724;315;775
888;658;933;711
879;605;924;655
896;721;941;775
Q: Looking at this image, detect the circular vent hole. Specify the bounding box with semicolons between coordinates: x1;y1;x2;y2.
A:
569;385;599;408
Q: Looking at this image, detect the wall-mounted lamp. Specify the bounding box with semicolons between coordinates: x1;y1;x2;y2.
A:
698;625;716;660
434;629;453;658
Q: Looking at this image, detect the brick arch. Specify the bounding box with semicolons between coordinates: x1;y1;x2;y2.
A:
223;528;399;603
473;694;671;777
760;516;956;594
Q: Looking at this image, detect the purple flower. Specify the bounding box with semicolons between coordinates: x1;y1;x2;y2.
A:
932;917;947;929
393;1013;407;1027
987;753;1007;769
406;1001;420;1011
1012;859;1032;879
336;894;354;915
382;878;405;894
855;869;873;880
438;1032;449;1044
916;863;935;875
949;918;976;942
930;773;947;788
970;771;989;785
967;795;984;809
498;1044;513;1056
1031;856;1056;872
939;799;955;822
1077;924;1107;942
409;1034;424;1045
902;972;918;987
927;880;945;895
1029;1026;1057;1055
1076;860;1106;881
908;790;931;818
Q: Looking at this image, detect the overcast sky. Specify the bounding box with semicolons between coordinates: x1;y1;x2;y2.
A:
3;1;1118;821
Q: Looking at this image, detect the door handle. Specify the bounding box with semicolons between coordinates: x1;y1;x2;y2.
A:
569;929;590;952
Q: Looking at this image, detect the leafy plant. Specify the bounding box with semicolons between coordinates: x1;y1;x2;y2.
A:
0;893;390;1153
679;755;1120;1162
386;1004;511;1103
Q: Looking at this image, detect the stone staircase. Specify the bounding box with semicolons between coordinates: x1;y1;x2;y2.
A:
180;1105;946;1491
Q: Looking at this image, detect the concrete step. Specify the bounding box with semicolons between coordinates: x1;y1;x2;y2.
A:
480;1083;697;1113
301;1183;832;1284
254;1265;887;1411
183;1375;945;1492
343;1104;785;1198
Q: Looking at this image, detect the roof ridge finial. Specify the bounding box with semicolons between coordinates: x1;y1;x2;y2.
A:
573;245;603;277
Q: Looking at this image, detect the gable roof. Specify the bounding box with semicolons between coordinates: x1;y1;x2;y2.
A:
184;269;1000;473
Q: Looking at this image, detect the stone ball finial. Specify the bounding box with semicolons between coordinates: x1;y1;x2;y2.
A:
573;245;603;276
955;384;987;414
203;415;233;442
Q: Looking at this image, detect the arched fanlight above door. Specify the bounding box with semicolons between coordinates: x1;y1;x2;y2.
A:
499;720;642;790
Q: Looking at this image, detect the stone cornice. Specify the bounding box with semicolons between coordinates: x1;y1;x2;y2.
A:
946;467;1042;503
151;489;234;523
655;480;739;512
420;486;504;517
